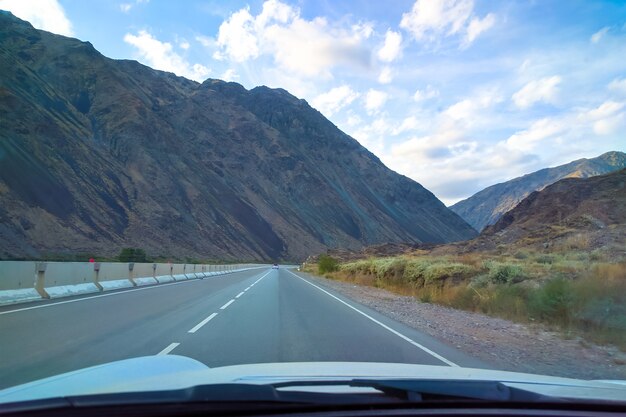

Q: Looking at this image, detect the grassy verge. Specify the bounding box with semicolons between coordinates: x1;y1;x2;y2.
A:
305;251;626;349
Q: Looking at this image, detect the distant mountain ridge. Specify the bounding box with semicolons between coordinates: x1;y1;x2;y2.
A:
481;168;626;251
0;11;476;261
450;151;626;232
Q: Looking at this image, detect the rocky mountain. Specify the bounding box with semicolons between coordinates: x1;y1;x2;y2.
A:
481;168;626;252
0;11;476;261
450;151;626;232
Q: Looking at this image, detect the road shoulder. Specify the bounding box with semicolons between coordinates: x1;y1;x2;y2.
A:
297;271;626;380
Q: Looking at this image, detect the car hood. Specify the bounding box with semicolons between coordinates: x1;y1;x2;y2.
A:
1;355;625;404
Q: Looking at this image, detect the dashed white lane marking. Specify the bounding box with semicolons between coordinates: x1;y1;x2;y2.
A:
220;299;235;310
245;287;251;291
235;292;245;298
285;269;459;367
188;313;218;333
157;342;180;356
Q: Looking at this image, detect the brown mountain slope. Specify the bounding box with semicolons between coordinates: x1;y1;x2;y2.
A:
0;11;476;261
450;151;626;232
480;168;626;251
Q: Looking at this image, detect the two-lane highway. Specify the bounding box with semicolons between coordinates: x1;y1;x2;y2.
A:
0;268;486;389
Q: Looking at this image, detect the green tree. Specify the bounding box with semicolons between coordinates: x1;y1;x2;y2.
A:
118;248;148;262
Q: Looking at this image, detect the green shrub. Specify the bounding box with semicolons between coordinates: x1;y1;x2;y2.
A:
118;247;148;262
424;262;474;284
535;254;556;264
373;257;406;280
403;259;432;284
469;274;491;288
528;277;574;325
318;254;339;274
484;261;525;284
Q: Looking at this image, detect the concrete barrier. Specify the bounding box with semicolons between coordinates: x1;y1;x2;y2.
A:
0;261;40;304
43;262;99;298
0;261;268;306
95;262;131;290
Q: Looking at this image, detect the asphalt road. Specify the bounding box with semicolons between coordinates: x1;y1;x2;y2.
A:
0;268;486;389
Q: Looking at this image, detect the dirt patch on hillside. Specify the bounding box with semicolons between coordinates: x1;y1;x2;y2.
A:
303;272;626;380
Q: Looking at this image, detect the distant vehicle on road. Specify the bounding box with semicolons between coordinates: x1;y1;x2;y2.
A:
272;264;279;269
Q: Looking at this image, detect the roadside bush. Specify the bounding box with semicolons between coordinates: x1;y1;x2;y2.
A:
484;261;525;284
373;257;406;281
528;277;574;325
318;254;339;274
481;285;530;319
535;254;556;264
118;247;148;262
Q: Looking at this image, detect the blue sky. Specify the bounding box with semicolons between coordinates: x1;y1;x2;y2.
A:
2;0;626;205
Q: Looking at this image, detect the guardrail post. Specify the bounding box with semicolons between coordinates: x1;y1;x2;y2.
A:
128;262;137;286
34;262;50;299
152;263;158;283
170;263;174;281
93;262;103;291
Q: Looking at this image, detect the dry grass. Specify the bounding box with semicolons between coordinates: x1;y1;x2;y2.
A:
309;251;626;350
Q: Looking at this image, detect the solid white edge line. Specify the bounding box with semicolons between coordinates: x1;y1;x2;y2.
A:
220;299;235;310
157;342;180;356
285;269;459;367
235;292;245;298
188;313;218;333
0;267;274;316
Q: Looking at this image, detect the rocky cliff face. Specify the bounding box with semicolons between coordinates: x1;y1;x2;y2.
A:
0;12;476;261
450;151;626;232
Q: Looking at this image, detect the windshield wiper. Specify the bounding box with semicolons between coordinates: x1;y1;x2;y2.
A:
271;378;555;403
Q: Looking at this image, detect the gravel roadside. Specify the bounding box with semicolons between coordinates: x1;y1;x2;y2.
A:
301;271;626;380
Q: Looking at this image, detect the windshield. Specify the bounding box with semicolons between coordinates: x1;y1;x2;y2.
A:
0;0;625;405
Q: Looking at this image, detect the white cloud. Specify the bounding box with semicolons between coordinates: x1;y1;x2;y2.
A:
124;30;210;82
213;0;372;78
195;35;215;48
346;114;362;127
504;117;567;152
221;68;239;81
0;0;73;36
608;77;626;94
119;0;149;14
364;89;388;115
392;116;420;135
504;100;625;152
591;27;610;43
179;40;190;50
213;6;259;62
377;30;403;62
580;100;625;135
512;75;561;109
413;85;439;102
399;0;494;47
442;89;502;124
463;13;495;48
378;66;393;84
311;85;359;116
